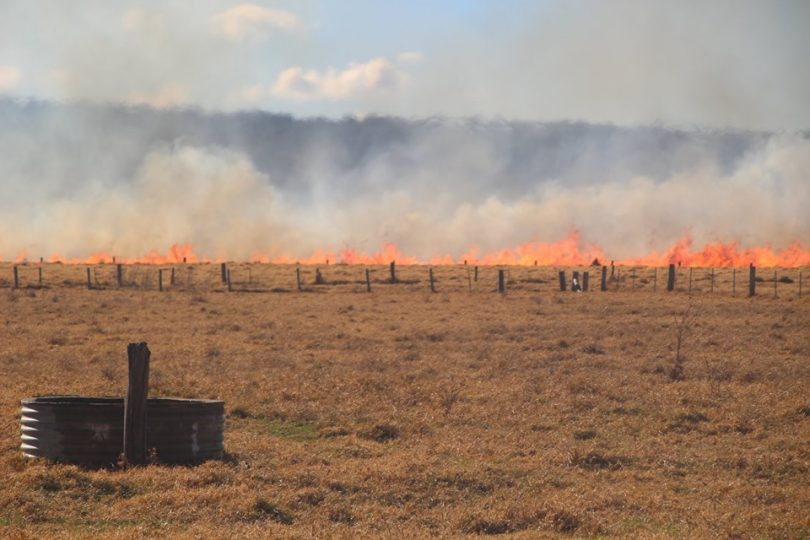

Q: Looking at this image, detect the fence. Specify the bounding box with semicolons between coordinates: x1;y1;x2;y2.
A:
2;262;806;299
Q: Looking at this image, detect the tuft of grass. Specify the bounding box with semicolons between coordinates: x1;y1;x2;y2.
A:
362;424;400;443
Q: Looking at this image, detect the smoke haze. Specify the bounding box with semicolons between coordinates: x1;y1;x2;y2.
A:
0;100;806;262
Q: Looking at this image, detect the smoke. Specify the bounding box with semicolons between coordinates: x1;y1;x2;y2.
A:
0;100;806;261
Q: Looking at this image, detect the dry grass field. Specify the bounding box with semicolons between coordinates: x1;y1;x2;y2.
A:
0;262;808;539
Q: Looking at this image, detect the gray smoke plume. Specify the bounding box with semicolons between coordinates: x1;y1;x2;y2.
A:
0;99;806;262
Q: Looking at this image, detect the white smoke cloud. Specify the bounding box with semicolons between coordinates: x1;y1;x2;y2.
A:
0;66;21;92
212;4;304;41
271;58;405;101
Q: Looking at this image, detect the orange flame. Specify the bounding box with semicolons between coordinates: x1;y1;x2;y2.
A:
5;235;810;267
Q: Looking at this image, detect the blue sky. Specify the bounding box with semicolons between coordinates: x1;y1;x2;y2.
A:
0;0;808;129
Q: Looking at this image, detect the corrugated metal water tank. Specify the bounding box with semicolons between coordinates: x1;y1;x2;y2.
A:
21;396;224;465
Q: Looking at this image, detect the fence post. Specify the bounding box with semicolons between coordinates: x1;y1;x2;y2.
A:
732;268;736;297
558;270;566;291
86;268;92;290
600;266;607;291
170;267;176;286
227;269;232;292
13;266;19;289
296;267;302;292
117;264;123;287
474;266;479;282
124;342;150;465
498;269;505;293
429;268;436;293
389;261;397;283
220;263;227;284
748;265;756;297
582;271;589;292
158;269;163;292
38;266;42;286
667;264;676;292
365;269;371;293
572;271;580;292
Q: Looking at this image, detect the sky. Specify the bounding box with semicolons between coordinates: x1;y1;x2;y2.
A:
1;0;809;130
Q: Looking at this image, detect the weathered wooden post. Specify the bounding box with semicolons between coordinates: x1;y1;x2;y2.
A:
170;267;176;286
748;265;756;297
474;266;479;282
558;270;566;291
732;268;737;297
389;261;397;283
220;263;227;284
124;343;150;465
582;271;589;292
429;268;436;293
296;267;302;292
38;266;42;286
227;269;232;292
158;269;163;292
315;268;324;285
117;264;123;287
667;264;676;292
610;260;615;278
13;266;19;289
572;271;580;292
498;269;505;293
365;269;371;293
600;266;607;291
86;268;92;290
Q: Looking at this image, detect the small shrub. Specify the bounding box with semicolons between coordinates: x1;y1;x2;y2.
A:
362;424;400;443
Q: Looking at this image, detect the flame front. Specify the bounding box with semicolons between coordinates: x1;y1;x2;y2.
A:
4;233;809;267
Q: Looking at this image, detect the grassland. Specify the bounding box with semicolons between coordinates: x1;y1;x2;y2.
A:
0;262;808;538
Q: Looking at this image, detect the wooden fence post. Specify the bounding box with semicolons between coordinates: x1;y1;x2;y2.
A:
13;266;19;289
389;261;397;284
610;260;615;278
558;270;566;292
365;269;371;293
429;268;436;293
572;271;580;292
124;343;150;465
667;264;676;292
170;267;176;286
220;263;227;284
38;266;42;286
117;264;123;287
600;266;607;291
732;268;736;297
296;267;302;292
582;271;589;292
86;268;92;290
748;265;756;297
227;269;232;292
474;266;479;282
158;269;163;292
498;269;505;293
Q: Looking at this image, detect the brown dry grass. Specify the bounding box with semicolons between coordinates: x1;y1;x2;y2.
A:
0;262;808;538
